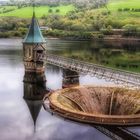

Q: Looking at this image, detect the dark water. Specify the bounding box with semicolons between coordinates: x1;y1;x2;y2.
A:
0;38;139;140
47;39;140;73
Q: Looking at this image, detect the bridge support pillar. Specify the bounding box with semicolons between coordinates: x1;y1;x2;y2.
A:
62;69;79;88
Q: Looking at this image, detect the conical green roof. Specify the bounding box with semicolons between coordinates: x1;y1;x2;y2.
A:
23;12;46;43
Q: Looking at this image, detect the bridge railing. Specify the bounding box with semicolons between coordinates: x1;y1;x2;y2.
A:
46;53;140;88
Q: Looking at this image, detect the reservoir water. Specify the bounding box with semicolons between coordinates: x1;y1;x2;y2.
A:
0;38;139;140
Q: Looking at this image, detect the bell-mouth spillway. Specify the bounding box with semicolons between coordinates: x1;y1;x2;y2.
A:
44;86;140;126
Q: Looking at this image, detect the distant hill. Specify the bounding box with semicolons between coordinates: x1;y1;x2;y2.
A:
0;0;139;18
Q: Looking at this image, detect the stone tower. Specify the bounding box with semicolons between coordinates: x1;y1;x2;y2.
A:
23;11;46;73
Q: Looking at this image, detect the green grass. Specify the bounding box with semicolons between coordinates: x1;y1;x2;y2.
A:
108;0;140;20
90;0;140;26
108;0;140;10
0;5;75;18
0;0;139;21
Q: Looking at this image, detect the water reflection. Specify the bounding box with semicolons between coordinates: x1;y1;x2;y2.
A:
22;71;111;140
0;39;139;140
47;39;140;73
23;72;48;126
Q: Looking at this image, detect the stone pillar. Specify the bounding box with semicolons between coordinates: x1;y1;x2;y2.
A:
62;69;79;88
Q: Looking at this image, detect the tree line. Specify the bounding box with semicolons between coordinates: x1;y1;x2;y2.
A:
8;0;109;9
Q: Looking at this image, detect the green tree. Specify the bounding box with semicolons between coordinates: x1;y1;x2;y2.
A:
48;9;53;13
56;9;60;13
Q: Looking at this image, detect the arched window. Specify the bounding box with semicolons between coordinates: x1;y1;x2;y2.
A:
26;47;32;59
29;47;32;58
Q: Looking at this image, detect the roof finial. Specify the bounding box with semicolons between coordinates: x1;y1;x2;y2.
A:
33;0;35;17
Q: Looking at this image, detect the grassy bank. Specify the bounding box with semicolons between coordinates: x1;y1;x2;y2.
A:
62;46;140;73
0;0;140;38
107;0;140;24
0;5;75;18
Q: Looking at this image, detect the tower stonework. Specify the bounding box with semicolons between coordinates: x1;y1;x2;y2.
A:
23;12;46;73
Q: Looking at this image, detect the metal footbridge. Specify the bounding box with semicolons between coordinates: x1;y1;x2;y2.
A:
46;53;140;89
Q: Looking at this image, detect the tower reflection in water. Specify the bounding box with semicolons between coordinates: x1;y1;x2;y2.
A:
62;69;79;88
23;68;79;127
23;72;49;127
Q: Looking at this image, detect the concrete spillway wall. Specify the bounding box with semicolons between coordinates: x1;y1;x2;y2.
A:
45;86;140;126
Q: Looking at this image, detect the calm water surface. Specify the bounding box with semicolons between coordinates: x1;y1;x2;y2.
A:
0;38;139;140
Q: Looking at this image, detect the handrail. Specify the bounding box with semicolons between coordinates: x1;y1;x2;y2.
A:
47;54;140;76
46;53;140;88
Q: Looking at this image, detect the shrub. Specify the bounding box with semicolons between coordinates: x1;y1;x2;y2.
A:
118;8;123;12
45;29;103;40
134;9;140;12
108;11;111;15
98;34;104;38
123;24;140;37
100;25;113;35
18;27;27;36
48;9;53;13
102;11;108;15
13;31;22;37
56;9;60;13
136;27;140;36
2;8;15;13
123;8;130;11
41;14;47;19
123;24;137;31
105;18;124;28
0;32;11;38
131;8;134;11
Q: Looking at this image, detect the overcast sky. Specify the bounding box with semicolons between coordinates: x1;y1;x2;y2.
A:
0;0;28;1
1;0;31;1
1;0;28;1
